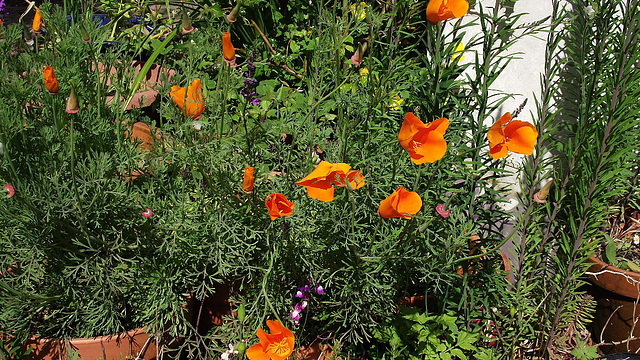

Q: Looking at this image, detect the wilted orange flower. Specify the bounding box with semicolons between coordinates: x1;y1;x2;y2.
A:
32;8;43;32
378;186;422;219
398;112;449;164
222;32;236;65
170;79;205;118
265;193;294;220
487;112;538;159
43;66;59;94
243;166;255;194
246;320;295;360
296;161;365;202
426;0;469;24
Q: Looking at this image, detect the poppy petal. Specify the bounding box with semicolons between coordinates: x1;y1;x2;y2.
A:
411;129;448;164
504;120;538;155
246;343;269;360
489;141;509;159
398;112;425;151
306;186;335;202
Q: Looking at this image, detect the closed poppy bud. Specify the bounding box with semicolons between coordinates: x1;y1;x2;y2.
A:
378;186;422;219
534;179;560;204
181;9;195;34
398;113;449;164
32;8;43;33
426;0;469;24
222;32;236;65
81;27;91;42
351;41;367;66
3;184;15;198
66;85;79;114
43;66;59;94
242;166;254;194
170;79;205;118
227;2;241;23
265;193;294;220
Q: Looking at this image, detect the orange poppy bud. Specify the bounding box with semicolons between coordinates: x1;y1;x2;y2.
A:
426;0;469;24
43;66;59;94
296;161;365;202
242;166;255;194
32;8;43;33
398;113;449;164
65;85;79;114
378;186;422;219
170;79;205;119
222;32;236;65
487;112;538;159
246;320;295;360
265;193;294;220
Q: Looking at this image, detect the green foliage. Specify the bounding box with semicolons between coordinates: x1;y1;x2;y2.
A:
373;307;480;360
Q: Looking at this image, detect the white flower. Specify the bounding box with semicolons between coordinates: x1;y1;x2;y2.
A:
633;234;639;246
585;5;595;19
0;141;4;155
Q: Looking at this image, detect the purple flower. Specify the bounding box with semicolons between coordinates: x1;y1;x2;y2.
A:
239;52;260;106
316;286;324;295
0;0;7;17
295;290;304;298
301;285;311;292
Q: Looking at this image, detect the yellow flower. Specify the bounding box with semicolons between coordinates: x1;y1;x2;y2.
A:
388;92;404;111
349;2;368;21
451;41;465;62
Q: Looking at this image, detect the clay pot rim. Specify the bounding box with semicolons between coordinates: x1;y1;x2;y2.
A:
587;255;640;281
28;326;152;343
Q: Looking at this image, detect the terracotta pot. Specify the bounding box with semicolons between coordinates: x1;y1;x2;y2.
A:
191;283;234;335
98;61;175;110
587;256;640;354
23;327;162;360
295;342;334;360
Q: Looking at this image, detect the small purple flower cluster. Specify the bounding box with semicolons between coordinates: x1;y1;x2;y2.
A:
290;281;324;325
240;54;260;106
0;0;8;18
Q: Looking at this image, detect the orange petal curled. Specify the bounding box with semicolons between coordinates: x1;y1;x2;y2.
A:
43;66;59;94
296;161;364;202
265;193;294;220
426;0;469;24
32;9;43;32
170;79;205;118
243;166;255;194
378;186;422;219
222;32;236;64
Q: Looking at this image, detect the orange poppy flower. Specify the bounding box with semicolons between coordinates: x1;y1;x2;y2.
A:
243;166;255;194
246;320;295;360
398;112;449;164
265;193;294;220
378;186;423;219
222;32;236;65
32;9;43;32
170;79;205;118
43;66;59;94
487;112;538;159
296;161;365;202
426;0;469;24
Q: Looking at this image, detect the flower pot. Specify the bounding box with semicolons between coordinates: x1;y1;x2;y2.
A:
98;61;175;110
23;327;163;360
587;256;640;354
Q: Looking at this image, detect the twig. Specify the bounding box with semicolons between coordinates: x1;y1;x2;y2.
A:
250;19;303;79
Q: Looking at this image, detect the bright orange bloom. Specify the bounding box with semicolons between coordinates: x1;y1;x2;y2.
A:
265;193;294;220
296;161;365;202
487;112;538;159
32;8;43;32
222;32;236;65
398;113;448;164
246;320;295;360
43;66;59;94
243;166;255;194
378;186;422;219
426;0;469;24
170;79;205;118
